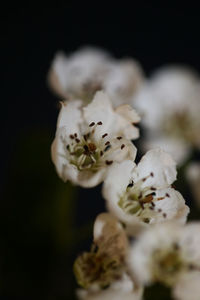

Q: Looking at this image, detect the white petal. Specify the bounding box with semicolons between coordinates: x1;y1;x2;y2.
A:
56;100;83;133
135;148;177;188
83;91;117;137
173;272;200;300
151;188;189;224
115;104;141;140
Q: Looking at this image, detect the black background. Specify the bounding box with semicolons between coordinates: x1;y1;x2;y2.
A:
1;2;200;298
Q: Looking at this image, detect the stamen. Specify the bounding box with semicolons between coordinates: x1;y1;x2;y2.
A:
105;141;110;146
102;133;108;138
66;145;70;151
75;138;80;143
163;213;167;218
151;187;156;191
127;180;134;188
74;133;77;138
89;122;95;127
69;134;74;139
100;151;103;156
158;209;162;212
106;160;113;165
117;136;122;140
121;144;125;150
97;121;103;125
150;172;154;177
165;193;170;197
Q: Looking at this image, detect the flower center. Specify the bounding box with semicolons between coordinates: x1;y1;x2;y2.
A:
118;173;168;223
63;121;126;172
152;244;184;286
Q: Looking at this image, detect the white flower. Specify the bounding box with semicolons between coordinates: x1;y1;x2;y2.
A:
134;66;200;165
48;46;144;106
76;213;143;300
128;222;200;296
103;148;189;235
186;162;200;209
51;91;138;187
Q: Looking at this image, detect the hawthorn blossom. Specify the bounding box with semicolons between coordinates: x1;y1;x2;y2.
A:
186;162;200;208
103;148;189;235
128;222;200;299
51;91;138;187
75;213;142;300
48;47;144;106
134;66;200;165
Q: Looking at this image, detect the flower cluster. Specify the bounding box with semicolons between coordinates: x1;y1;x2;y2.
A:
49;46;200;300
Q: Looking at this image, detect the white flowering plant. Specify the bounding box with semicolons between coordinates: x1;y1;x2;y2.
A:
49;46;200;300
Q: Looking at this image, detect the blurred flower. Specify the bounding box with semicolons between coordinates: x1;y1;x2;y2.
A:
128;222;200;299
51;91;138;187
75;213;143;300
173;271;200;300
48;47;144;106
186;162;200;208
134;66;200;164
103;148;189;235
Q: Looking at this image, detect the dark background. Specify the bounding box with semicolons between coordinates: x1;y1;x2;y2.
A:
1;2;200;298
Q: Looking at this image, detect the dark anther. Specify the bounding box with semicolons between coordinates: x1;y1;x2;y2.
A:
150;187;156;191
102;133;108;138
117;136;122;140
151;192;156;196
66;145;70;150
158;209;162;212
97;121;103;125
105;141;110;146
69;134;74;139
75;138;80;143
150;172;154;177
121;144;125;149
151;202;155;207
89;122;95;127
106;160;113;165
127;180;134;188
165;193;170;197
104;145;111;152
100;151;103;156
74;133;77;137
163;213;167;218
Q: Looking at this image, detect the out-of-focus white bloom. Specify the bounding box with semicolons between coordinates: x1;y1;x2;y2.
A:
128;222;200;295
51;91;138;187
103;148;189;235
186;162;200;208
76;213;143;300
173;271;200;300
134;66;200;165
48;47;144;106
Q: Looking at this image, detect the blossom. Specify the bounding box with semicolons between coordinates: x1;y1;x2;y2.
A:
186;162;200;209
51;91;138;187
128;222;200;299
103;148;189;235
75;213;142;300
134;66;200;165
48;47;144;106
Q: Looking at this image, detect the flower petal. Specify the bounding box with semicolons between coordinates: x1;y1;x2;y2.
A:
135;148;177;188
